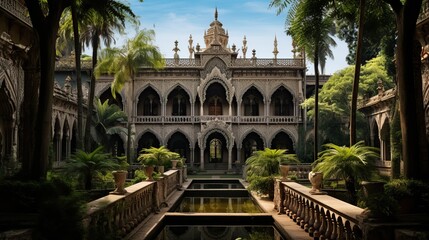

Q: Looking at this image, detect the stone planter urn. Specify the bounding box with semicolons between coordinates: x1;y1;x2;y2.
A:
309;171;326;195
171;160;179;169
279;165;290;181
145;166;155;181
157;165;165;174
361;181;385;197
110;170;128;195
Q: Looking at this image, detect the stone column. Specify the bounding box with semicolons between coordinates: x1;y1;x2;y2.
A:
190;147;194;168
237;146;241;164
200;147;204;170
228;147;232;170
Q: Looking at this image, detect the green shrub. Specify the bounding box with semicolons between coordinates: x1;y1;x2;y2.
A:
247;175;275;199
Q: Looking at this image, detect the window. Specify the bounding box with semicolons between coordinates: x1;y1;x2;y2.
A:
209;139;222;163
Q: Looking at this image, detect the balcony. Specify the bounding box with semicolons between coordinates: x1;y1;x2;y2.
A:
0;0;32;27
133;115;300;124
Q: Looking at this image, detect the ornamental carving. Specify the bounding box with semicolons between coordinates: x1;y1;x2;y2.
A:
197;66;235;103
198;119;235;149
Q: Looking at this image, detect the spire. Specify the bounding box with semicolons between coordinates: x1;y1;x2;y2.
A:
242;35;248;59
215;7;218;21
273;35;279;61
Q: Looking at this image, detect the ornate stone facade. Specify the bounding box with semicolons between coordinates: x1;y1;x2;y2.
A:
95;10;306;171
0;1;83;172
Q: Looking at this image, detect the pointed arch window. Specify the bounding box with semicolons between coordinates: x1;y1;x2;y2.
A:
143;94;159;116
244;94;259;116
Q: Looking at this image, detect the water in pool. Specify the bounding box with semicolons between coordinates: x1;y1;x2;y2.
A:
154;225;285;240
173;196;262;213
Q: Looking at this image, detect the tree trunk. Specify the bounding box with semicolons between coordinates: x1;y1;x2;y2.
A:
390;97;401;179
71;1;84;150
350;0;365;146
84;36;100;151
25;0;68;180
313;48;319;162
20;37;40;179
394;1;429;181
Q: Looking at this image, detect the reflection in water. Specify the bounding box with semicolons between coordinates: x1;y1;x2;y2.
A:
155;226;284;240
175;197;261;213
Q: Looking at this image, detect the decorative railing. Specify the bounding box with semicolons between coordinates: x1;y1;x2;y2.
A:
0;0;32;27
418;0;429;24
160;58;304;68
288;164;312;179
275;181;364;240
84;169;185;237
133;115;299;124
84;182;156;238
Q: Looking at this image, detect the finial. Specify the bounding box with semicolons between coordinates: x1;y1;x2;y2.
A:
273;35;279;61
173;40;180;63
242;35;248;59
188;34;194;59
215;7;218;20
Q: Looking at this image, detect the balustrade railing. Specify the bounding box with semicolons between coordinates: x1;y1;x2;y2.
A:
159;58;304;68
84;169;184;238
0;0;32;27
84;182;156;238
275;181;364;240
133;115;299;124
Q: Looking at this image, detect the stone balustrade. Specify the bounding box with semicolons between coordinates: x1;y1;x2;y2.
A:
84;168;185;238
287;163;312;179
133;115;299;124
161;58;304;68
275;180;364;240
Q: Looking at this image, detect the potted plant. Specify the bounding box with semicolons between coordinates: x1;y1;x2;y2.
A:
111;156;129;195
246;148;297;199
137;154;158;181
278;153;300;181
170;152;181;169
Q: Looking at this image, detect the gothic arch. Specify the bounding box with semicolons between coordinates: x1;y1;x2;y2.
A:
164;128;193;148
199;120;235;150
136;83;163;100
240;128;266;148
198;66;235;103
269;84;296;100
269;129;296;152
98;86;124;109
239;83;265;102
203;57;227;75
165;83;193;104
135;129;162;145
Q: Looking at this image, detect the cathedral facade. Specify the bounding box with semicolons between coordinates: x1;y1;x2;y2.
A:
95;10;307;171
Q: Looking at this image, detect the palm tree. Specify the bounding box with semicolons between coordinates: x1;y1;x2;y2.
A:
283;0;336;162
246;148;299;177
95;29;165;162
81;1;136;151
312;141;379;203
137;146;176;167
63;146;119;190
245;148;299;198
91;98;128;154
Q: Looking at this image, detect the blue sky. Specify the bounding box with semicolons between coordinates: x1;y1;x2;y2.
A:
116;0;349;74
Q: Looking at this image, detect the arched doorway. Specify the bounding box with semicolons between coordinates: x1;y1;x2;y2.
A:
242;132;264;162
204;131;227;170
167;87;190;116
242;87;263;116
137;87;161;116
271;131;295;153
270;86;294;116
137;132;160;154
167;132;190;164
380;119;391;161
204;82;227;116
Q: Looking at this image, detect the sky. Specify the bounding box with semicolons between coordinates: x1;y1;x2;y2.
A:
111;0;350;75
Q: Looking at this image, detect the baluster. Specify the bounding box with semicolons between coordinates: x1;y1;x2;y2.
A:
295;195;302;223
289;191;296;218
344;221;353;240
331;213;338;240
311;204;320;237
305;201;314;233
324;210;333;240
352;224;363;240
300;199;308;228
319;208;327;240
337;216;345;240
284;187;291;215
